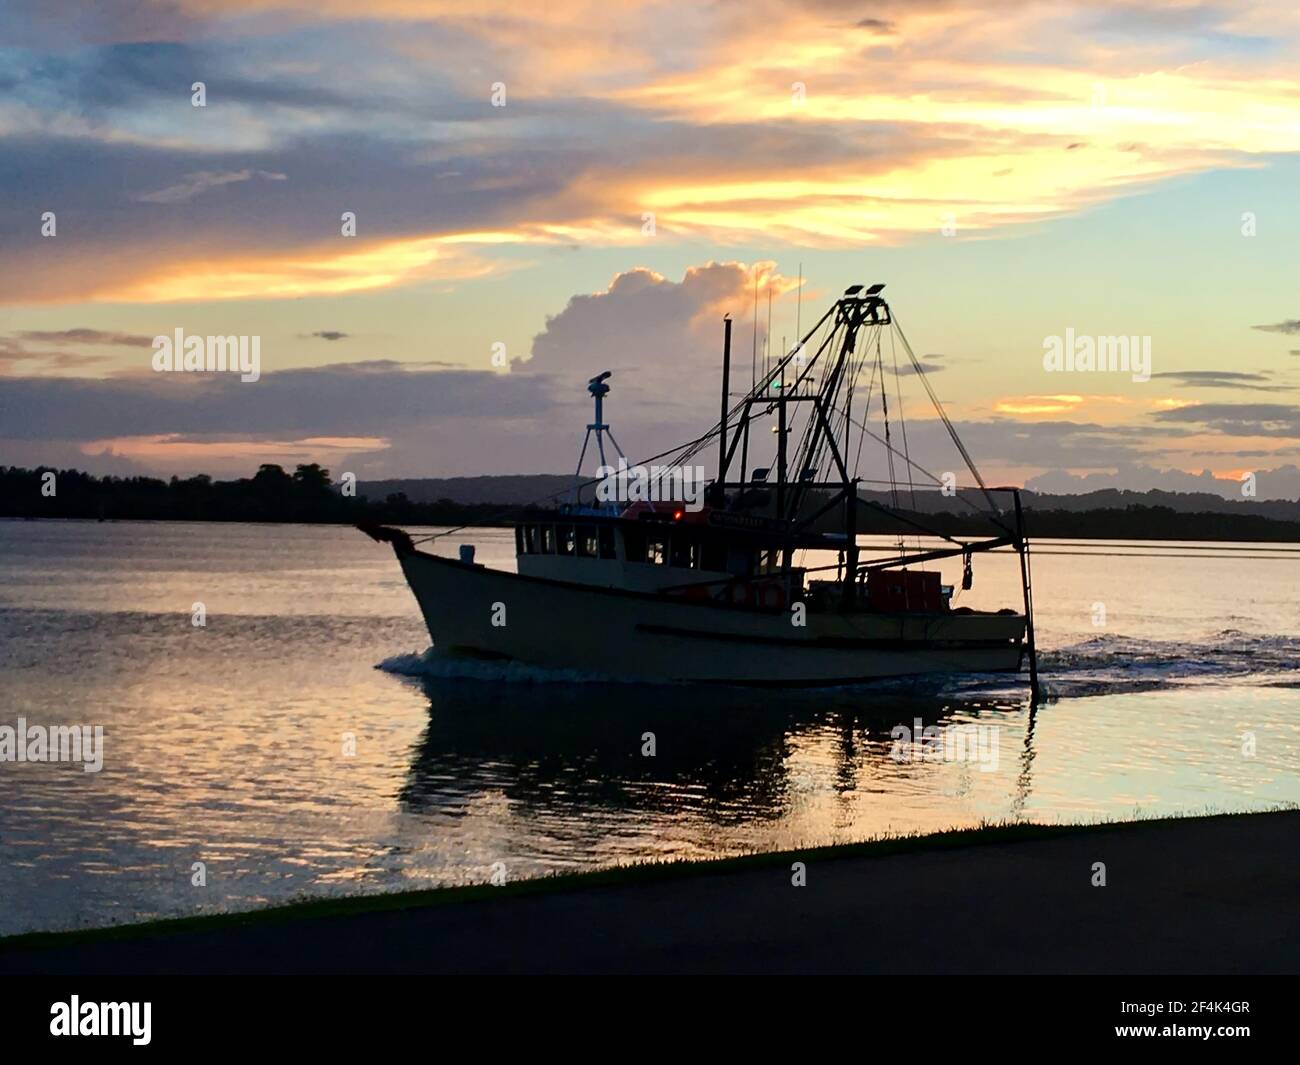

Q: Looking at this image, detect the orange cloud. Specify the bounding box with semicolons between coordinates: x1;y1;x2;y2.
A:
12;0;1300;304
995;395;1084;415
93;235;511;304
81;433;389;464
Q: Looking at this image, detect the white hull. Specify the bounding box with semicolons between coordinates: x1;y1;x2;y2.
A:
399;550;1026;685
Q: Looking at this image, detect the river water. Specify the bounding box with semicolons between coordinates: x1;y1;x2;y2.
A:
1;519;1296;935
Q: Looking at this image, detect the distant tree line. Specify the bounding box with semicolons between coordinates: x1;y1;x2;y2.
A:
0;465;513;527
4;465;1300;542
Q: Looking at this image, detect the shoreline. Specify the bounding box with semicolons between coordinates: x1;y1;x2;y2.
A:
3;810;1295;974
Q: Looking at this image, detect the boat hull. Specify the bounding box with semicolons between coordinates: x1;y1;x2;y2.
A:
398;549;1026;685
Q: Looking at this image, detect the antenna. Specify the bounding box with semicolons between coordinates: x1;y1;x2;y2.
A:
759;284;769;390
572;371;627;504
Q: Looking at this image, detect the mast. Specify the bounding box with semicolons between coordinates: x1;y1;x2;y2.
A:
717;315;732;493
776;359;787;518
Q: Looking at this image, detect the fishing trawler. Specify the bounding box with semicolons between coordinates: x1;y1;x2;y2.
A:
361;284;1042;692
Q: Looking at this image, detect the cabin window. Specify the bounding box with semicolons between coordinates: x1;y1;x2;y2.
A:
524;525;540;554
577;525;598;558
648;535;668;565
670;537;696;569
541;525;556;554
598;525;616;559
515;525;524;554
623;527;668;565
558;523;576;556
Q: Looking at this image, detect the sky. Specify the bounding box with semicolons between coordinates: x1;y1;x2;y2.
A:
2;0;1300;497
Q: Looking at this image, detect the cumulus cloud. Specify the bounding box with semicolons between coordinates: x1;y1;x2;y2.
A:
528;262;798;418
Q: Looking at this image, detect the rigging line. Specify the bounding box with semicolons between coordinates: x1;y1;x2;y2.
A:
851;545;1300;561
762;309;838;401
847;405;1013;536
851;333;878;479
889;326;918;514
890;312;1002;518
836;327;869;478
1028;540;1300;552
843;412;1014;530
782;321;843;511
424;421;732;542
841;533;1300;555
1022;549;1300;560
889;326;922;564
877;336;899;512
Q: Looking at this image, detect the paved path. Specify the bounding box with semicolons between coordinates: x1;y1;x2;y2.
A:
3;812;1296;974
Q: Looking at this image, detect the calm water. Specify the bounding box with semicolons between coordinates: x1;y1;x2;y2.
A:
1;519;1297;935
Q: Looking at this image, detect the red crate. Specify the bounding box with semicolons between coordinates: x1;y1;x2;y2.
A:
867;569;941;612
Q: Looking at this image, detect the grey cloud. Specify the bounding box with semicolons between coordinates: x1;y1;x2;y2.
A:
0;2;205;48
1252;320;1300;335
1154;402;1300;438
0;338;109;372
1150;370;1284;391
16;329;153;347
0;363;558;442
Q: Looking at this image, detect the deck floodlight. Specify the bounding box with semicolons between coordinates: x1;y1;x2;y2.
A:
865;283;885;295
844;284;864;295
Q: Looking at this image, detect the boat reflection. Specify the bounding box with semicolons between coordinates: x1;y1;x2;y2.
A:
398;677;1031;824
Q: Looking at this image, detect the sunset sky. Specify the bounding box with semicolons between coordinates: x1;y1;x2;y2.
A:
3;0;1300;496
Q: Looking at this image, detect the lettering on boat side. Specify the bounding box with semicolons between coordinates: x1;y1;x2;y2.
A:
889;719;999;773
